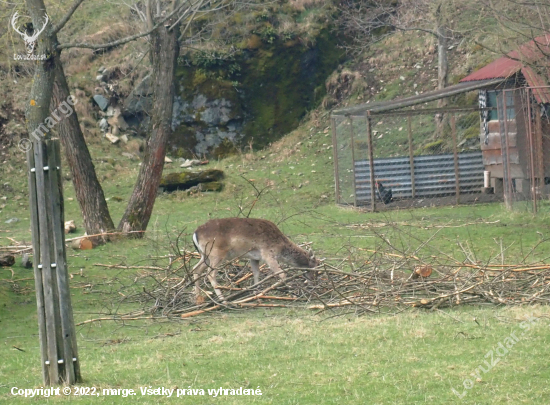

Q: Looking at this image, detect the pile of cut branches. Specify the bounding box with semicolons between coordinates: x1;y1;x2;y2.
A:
85;247;550;323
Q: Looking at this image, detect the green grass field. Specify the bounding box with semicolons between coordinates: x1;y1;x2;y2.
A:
2;119;550;404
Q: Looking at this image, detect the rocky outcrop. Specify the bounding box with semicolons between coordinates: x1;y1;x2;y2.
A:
122;28;343;158
171;93;242;156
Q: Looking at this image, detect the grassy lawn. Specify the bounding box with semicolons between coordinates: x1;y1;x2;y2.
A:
2;120;550;404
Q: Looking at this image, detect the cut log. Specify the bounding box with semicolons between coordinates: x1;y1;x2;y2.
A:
0;254;15;266
413;265;433;279
71;238;93;250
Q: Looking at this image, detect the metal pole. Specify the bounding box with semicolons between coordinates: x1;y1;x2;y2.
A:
349;117;358;207
366;114;376;212
503;90;513;206
526;89;537;214
451;114;460;205
408;114;415;199
535;100;545;201
497;91;511;209
330;117;340;204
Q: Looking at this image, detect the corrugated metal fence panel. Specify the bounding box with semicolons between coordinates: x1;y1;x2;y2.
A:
355;152;484;202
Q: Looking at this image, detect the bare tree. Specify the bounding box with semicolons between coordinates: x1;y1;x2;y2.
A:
52;60;115;242
22;0;237;240
481;0;550;81
116;0;232;234
64;0;233;235
339;0;460;138
117;0;184;234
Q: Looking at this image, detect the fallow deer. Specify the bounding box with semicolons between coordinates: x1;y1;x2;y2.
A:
192;217;319;303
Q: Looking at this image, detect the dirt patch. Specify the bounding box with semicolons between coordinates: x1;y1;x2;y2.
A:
355;192;503;211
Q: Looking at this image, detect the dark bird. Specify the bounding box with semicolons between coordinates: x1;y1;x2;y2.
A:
375;181;392;204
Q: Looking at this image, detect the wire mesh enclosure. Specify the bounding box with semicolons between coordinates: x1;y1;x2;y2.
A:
332;108;489;210
489;86;550;214
331;84;550;213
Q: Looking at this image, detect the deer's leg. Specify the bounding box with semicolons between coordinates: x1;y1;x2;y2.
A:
205;268;226;303
264;257;286;281
192;258;208;301
250;259;261;285
203;256;226;303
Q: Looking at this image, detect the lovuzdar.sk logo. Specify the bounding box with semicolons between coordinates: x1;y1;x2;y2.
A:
11;12;49;61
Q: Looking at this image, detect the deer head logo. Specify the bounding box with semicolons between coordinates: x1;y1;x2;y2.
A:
11;12;49;57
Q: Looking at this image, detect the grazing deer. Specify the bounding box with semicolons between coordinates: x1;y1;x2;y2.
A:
192;218;319;303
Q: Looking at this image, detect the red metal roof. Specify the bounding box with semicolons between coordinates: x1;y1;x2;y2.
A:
521;66;550;103
460;35;550;81
460;35;550;103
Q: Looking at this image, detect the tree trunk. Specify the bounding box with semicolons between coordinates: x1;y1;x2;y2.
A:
25;0;55;139
434;24;448;139
118;23;179;234
52;57;115;243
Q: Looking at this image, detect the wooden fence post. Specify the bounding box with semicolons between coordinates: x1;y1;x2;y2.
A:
349;117;357;207
366;115;376;212
331;118;340;204
451;114;460;205
408;114;415;199
26;139;81;385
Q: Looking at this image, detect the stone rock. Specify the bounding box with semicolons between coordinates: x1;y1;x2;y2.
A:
120;134;128;143
64;220;76;234
107;109;128;130
5;217;19;224
171;94;242;156
123;74;153;117
21;253;32;269
96;74;105;82
98;66;106;73
106;106;116;117
111;125;119;136
99;118;109;132
93;94;109;111
122;152;136;160
180;159;201;168
165;156;173;163
160;169;224;192
106;133;120;144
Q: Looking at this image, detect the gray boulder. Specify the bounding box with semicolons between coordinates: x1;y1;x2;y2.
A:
93;94;109;111
123;74;153;117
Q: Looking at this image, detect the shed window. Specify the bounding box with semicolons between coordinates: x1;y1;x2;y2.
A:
487;91;515;121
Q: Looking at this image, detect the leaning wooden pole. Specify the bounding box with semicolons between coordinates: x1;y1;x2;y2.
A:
349;117;358;207
366;114;376;212
331;118;340;204
27;139;81;385
451;114;460;205
407;114;415;199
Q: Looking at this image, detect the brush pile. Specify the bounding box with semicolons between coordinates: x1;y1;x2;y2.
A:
94;247;550;322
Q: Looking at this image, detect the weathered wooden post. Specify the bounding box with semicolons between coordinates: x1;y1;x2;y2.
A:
331;118;340;204
451;114;460;205
366;114;376;212
27;139;81;385
349;117;358;207
407;114;415;199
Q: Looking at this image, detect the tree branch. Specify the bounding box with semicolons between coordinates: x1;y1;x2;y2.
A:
57;0;187;50
51;0;86;36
